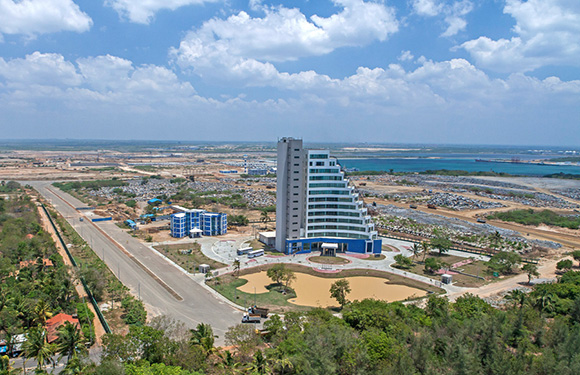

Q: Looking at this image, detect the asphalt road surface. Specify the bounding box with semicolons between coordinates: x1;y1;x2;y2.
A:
28;181;242;342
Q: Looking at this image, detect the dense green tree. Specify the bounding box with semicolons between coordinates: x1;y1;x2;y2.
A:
523;263;540;285
488;251;522;275
266;264;286;288
430;237;452;256
557;259;574;272
281;268;296;294
393;254;413;269
571;250;580;267
424;257;442;274
330;279;351;308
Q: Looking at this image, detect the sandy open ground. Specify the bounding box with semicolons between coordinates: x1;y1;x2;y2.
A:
238;271;426;308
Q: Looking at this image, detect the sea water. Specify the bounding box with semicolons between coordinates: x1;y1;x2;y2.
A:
338;157;580;176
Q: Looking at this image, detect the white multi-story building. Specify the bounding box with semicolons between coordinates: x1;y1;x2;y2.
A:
275;137;381;255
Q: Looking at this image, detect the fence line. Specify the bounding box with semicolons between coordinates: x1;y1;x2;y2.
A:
41;204;112;334
381;232;540;265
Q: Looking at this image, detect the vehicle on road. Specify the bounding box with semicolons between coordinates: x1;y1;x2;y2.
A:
427;204;437;209
248;249;264;258
79;217;84;222
248;305;269;318
242;314;260;323
477;218;486;223
409;204;417;209
237;247;252;255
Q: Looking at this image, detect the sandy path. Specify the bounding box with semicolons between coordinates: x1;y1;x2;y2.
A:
238;271;426;308
449;257;564;301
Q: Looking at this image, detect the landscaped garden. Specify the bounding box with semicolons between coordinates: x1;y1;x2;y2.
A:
153;242;226;273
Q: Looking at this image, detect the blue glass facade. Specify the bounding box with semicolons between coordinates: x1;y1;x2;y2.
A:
284;238;382;255
170;210;227;238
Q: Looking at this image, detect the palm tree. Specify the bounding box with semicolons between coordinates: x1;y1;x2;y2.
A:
411;243;421;262
260;210;270;229
421;241;431;262
23;327;56;371
216;350;243;373
270;356;294;375
33;299;52;327
190;323;216;355
505;289;527;310
0;354;20;375
248;349;270;375
60;356;92;375
233;258;241;278
56;322;86;364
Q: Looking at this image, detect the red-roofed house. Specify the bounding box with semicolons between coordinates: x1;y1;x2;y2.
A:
45;313;79;343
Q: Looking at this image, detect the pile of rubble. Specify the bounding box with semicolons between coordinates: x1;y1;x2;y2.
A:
427;192;505;210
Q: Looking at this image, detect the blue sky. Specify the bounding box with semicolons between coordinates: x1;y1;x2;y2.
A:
0;0;579;145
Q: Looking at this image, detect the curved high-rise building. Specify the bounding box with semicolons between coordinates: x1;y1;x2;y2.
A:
276;137;381;255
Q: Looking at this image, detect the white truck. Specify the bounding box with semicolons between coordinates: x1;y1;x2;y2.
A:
242;314;260;323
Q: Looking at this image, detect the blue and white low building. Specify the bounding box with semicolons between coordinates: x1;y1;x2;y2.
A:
170;207;227;238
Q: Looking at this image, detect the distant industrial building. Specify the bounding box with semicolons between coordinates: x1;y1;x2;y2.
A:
275;137;381;255
247;168;270;176
170;207;227;238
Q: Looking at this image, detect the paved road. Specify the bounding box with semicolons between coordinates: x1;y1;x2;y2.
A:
28;182;242;342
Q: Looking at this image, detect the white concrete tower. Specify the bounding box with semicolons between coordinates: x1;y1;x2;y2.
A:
275;137;305;252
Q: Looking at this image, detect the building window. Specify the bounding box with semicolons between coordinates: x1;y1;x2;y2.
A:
293;215;298;217
315;161;324;166
293;178;299;181
294;163;300;166
294;156;300;159
293;186;299;188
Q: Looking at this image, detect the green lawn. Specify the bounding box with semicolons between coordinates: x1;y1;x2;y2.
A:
407;254;492;287
209;274;309;314
309;256;351;265
153;243;226;272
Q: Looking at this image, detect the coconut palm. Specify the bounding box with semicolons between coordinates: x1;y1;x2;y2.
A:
270;356;294;375
411;243;421;262
33;299;52;327
56;322;86;363
420;241;431;262
248;349;270;375
505;289;527;310
23;327;56;371
190;323;216;354
233;258;241;278
260;210;270;229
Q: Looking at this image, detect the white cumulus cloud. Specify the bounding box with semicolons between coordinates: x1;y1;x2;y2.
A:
412;0;473;37
172;0;398;83
0;0;92;37
105;0;219;24
461;0;580;72
0;51;579;144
